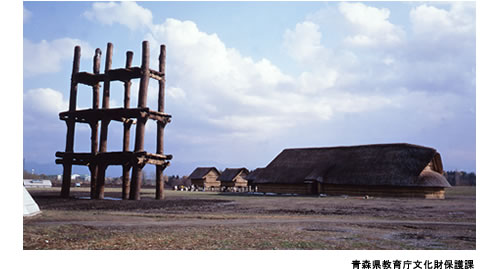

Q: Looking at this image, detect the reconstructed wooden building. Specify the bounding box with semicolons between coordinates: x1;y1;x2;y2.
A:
245;168;263;191
188;167;221;190
55;41;172;200
250;143;451;199
219;168;249;191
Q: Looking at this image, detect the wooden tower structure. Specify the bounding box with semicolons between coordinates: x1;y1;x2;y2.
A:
55;41;172;200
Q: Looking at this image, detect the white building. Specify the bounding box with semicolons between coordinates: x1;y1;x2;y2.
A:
24;179;52;188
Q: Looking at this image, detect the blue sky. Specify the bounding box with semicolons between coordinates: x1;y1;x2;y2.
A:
22;1;476;177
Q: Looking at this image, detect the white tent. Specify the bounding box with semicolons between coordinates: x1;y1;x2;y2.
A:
23;186;40;216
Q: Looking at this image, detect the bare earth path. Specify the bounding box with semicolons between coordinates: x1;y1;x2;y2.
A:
33;217;474;228
23;187;475;250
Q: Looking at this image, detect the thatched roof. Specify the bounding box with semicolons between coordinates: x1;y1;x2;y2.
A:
246;168;264;183
218;168;249;182
187;167;220;180
252;143;451;188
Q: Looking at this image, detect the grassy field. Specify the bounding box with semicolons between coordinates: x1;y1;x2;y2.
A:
23;186;476;250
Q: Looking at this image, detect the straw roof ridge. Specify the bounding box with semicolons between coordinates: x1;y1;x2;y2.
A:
188;167;220;179
282;143;437;152
219;168;249;182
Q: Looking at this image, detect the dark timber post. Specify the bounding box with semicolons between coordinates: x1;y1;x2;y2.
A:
60;46;80;198
122;51;133;200
90;48;101;199
130;41;150;200
96;42;113;199
155;45;167;200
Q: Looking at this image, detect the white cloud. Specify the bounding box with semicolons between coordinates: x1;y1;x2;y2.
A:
23;38;93;76
146;19;349;137
410;2;475;42
83;1;153;31
283;21;331;65
297;69;338;94
24;88;68;116
148;18;294;91
338;2;405;47
141;17;407;142
23;6;32;23
402;3;475;94
167;86;186;100
78;1;473;130
23;88;73;162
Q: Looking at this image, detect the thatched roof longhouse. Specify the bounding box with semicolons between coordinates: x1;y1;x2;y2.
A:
252;143;450;188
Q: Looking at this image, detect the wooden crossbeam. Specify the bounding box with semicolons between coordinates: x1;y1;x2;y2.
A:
74;72;106;86
59;107;171;124
73;67;163;86
108;67;142;82
55;151;172;167
149;69;165;81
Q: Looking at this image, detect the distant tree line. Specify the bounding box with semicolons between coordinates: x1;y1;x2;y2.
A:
165;175;191;189
23;169;57;180
444;171;476;186
23;168;476;187
103;174;192;189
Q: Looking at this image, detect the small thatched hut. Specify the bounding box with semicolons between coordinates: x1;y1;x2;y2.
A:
219;168;249;191
245;168;264;191
252;143;451;199
187;167;221;190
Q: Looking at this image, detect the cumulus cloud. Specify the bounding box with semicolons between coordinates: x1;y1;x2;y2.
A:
283;21;331;65
145;19;297;137
407;2;476;65
401;2;476;94
23;38;93;76
23;88;69;142
142;18;398;142
410;2;475;41
338;2;405;47
297;69;338;94
83;1;153;31
24;88;68;117
23;88;72;162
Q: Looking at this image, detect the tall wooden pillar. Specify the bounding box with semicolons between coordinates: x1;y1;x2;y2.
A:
155;45;166;200
90;48;101;199
122;51;133;200
130;41;150;200
61;46;80;198
96;42;113;199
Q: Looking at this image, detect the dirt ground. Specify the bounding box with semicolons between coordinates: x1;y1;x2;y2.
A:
23;186;475;250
